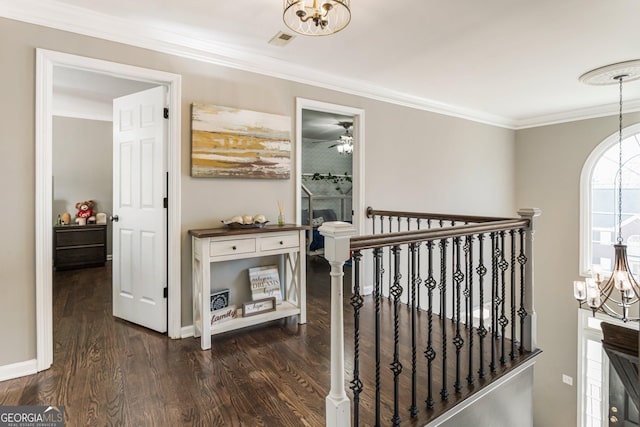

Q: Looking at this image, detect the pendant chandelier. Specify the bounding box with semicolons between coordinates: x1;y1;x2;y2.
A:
283;0;351;36
575;60;640;322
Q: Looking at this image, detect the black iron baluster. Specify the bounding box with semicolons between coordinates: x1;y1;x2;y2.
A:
466;235;475;385
417;218;422;309
476;234;488;378
453;237;464;393
517;229;528;355
350;251;364;426
424;241;436;409
439;239;449;401
388;216;393;298
407;217;412;307
379;217;386;300
451;220;457;324
463;236;471;329
510;230;517;360
390;246;403;426
409;242;419;418
498;231;509;366
373;247;383;427
490;232;498;373
439;219;445;320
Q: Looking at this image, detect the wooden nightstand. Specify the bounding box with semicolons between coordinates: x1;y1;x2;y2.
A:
53;224;107;270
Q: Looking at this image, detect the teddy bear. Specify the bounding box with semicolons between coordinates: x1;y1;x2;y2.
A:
75;200;96;225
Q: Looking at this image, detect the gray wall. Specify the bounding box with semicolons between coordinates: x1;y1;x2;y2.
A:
53;116;113;255
432;364;534;427
515;112;640;427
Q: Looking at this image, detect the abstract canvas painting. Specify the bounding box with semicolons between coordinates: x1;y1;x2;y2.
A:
191;103;291;179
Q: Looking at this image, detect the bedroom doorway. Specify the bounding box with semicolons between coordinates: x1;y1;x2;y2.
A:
35;49;182;373
301;110;354;254
294;98;365;254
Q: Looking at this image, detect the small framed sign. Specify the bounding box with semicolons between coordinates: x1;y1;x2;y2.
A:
242;297;277;317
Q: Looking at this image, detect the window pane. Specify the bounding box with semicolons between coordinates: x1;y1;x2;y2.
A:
590;134;640;274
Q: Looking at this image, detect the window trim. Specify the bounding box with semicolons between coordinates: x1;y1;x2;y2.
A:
579;123;640;276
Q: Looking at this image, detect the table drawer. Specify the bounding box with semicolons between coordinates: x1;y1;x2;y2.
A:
259;234;299;251
210;238;256;257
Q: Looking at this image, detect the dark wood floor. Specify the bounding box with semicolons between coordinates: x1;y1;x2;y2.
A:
0;257;537;426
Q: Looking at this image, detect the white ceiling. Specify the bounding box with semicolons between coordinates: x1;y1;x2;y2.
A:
4;0;640;128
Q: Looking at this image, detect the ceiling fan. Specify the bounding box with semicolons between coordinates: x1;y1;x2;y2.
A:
312;121;354;154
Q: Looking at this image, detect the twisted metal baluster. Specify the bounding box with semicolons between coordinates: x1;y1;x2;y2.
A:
390;246;403;426
466;235;475;385
453;237;464;393
407;217;412;307
510;230;517;360
409;242;419;418
424;241;436;409
439;239;449;401
463;236;471;329
379;217;386;300
476;234;488;378
451;221;457;323
388;216;393;298
373;247;383;427
417;219;422;309
490;232;498;373
350;251;364;425
498;231;509;366
518;229;528;355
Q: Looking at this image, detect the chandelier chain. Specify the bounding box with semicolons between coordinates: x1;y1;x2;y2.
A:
617;76;624;243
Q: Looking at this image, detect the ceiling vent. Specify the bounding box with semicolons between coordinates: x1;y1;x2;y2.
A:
268;31;295;47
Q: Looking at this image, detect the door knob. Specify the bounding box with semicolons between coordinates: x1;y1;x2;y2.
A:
110;215;119;223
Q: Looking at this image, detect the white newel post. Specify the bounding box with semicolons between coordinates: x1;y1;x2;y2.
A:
319;221;357;427
518;208;542;351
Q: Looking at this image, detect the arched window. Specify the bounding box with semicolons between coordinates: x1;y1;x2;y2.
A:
580;124;640;276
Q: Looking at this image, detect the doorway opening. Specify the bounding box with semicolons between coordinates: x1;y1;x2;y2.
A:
36;49;182;372
294;98;365;253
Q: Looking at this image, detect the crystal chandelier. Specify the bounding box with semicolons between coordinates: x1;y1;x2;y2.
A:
574;60;640;322
283;0;351;36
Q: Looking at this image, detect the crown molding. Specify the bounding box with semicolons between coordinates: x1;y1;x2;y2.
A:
2;0;637;130
513;99;640;130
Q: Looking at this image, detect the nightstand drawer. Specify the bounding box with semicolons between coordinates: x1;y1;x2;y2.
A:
56;228;105;247
259;234;299;251
210;238;256;257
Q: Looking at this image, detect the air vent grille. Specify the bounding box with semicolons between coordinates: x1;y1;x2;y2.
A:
269;31;295;47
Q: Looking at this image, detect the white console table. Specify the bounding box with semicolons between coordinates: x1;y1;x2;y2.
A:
190;225;308;350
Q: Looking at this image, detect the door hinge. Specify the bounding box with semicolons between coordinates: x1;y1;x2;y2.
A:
163;108;169;119
163;287;168;298
163;197;168;209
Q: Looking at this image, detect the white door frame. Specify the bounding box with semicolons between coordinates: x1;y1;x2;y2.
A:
294;98;365;238
35;49;182;371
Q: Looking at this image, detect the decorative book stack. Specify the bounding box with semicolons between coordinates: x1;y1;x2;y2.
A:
248;265;283;305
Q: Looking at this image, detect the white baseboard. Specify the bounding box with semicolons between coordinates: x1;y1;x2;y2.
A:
181;325;194;338
0;359;38;382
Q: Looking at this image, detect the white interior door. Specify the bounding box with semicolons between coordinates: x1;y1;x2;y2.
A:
112;86;167;333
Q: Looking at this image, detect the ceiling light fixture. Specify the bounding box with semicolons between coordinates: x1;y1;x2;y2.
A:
574;60;640;322
283;0;351;36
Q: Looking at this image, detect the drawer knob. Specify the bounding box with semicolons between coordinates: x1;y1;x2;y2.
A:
279;241;284;245
232;246;237;250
